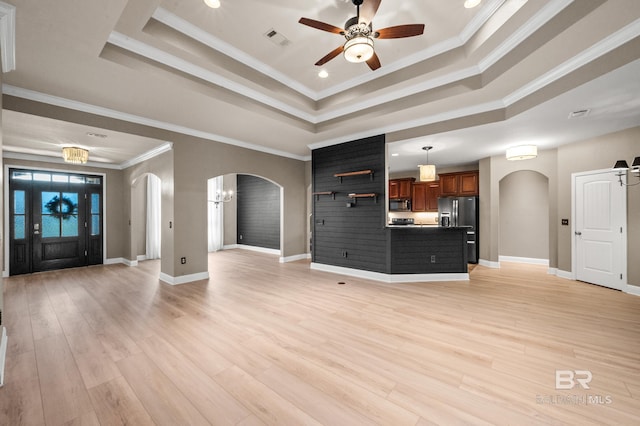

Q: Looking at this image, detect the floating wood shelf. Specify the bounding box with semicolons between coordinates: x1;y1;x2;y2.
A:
312;191;336;200
347;193;378;204
334;169;374;182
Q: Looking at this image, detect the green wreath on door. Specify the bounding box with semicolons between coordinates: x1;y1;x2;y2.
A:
44;195;78;220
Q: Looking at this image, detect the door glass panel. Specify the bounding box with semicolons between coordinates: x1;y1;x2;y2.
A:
14;190;25;214
62;216;79;237
70;175;85;184
86;177;101;184
91;193;100;236
42;192;59;211
12;171;32;180
14;190;26;239
33;173;52;182
91;193;100;214
14;215;25;239
61;193;79;237
42;215;61;238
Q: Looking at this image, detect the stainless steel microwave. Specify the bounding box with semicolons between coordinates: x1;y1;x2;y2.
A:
389;199;411;211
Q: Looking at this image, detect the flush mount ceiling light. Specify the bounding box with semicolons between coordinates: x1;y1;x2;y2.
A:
204;0;220;9
62;147;89;164
464;0;482;8
506;145;537;161
418;146;436;182
318;69;329;78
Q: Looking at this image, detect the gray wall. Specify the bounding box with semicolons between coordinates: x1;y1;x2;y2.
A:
499;170;549;260
480;125;640;286
557;126;640;285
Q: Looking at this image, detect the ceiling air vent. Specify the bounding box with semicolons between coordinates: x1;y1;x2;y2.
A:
264;28;290;47
568;109;590;119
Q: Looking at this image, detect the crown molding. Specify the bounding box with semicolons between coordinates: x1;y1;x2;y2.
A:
152;7;317;100
504;17;640;106
478;0;574;72
107;31;317;123
3;84;309;162
0;1;16;72
119;141;173;169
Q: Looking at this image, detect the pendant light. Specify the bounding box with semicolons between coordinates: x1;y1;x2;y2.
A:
418;146;436;182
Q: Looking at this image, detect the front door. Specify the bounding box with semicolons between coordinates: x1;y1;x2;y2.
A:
574;170;626;290
9;169;103;275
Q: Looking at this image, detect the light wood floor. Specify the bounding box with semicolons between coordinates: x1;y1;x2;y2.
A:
1;250;640;425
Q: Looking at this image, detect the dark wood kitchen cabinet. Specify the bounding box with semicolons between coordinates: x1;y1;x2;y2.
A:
438;171;479;196
389;178;414;199
412;181;439;212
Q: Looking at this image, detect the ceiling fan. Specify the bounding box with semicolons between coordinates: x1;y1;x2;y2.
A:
299;0;425;71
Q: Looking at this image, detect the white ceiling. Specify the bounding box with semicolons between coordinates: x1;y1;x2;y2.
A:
2;0;640;170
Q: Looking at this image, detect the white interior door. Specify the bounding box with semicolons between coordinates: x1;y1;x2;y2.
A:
574;170;626;290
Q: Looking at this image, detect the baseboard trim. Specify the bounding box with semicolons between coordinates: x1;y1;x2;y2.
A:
310;263;469;283
222;244;238;250
0;326;7;387
280;253;309;263
547;267;557;275
159;271;209;286
236;245;280;256
137;255;148;261
625;285;640;296
105;257;138;267
555;270;574;280
479;259;500;268
499;256;549;266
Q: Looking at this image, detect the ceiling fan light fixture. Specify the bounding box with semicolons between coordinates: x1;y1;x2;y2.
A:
204;0;221;9
343;36;374;63
506;145;537;161
464;0;482;8
62;146;89;164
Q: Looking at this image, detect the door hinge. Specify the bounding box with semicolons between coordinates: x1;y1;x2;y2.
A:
620;227;623;233
84;222;87;228
84;250;88;256
84;193;87;199
620;273;623;280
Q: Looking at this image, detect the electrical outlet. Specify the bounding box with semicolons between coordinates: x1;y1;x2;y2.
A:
180;257;186;264
342;250;348;258
430;255;436;263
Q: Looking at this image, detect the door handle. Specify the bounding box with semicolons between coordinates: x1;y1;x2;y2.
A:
575;231;582;236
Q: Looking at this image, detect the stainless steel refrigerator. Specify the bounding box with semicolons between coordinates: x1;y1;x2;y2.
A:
438;196;479;263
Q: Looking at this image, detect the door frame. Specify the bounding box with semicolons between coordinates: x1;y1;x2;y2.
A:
3;164;107;277
571;168;627;289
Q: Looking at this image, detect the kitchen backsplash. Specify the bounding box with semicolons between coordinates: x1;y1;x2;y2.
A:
388;211;439;225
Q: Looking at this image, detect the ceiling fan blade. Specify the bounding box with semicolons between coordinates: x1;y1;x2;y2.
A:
359;0;382;25
366;52;381;70
315;45;345;66
375;24;425;39
299;17;344;35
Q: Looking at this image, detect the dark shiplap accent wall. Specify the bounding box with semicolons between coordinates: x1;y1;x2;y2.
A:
312;135;388;273
237;174;280;250
389;228;468;274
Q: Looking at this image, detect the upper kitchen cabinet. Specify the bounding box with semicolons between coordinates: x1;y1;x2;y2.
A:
438;171;479;196
389;178;415;199
412;181;439;212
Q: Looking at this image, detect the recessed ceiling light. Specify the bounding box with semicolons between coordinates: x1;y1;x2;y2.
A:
391;153;400;157
464;0;482;8
204;0;220;9
318;70;329;79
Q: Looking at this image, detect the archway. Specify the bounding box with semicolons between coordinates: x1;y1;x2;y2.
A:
206;173;283;259
498;170;549;264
